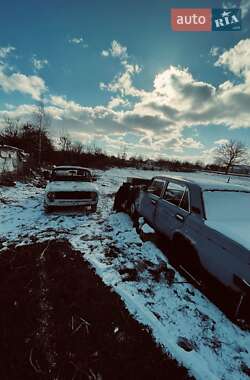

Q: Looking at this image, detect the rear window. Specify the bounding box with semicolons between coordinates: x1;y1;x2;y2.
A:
147;179;165;197
203;190;250;221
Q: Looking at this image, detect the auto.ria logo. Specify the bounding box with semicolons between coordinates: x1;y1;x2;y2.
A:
171;8;241;32
212;9;241;31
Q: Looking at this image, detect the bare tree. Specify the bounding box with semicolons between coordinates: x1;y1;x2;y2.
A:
86;142;103;155
195;160;204;169
0;117;20;146
58;134;72;151
71;142;84;155
120;145;128;161
214;139;249;174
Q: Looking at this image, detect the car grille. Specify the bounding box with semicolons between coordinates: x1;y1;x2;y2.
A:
54;191;94;200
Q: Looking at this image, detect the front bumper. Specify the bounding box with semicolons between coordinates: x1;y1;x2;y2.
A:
44;199;98;208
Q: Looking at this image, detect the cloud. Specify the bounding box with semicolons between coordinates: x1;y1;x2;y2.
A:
48;95;125;134
101;50;109;57
0;65;47;100
100;61;143;97
153;66;216;108
107;97;129;109
32;56;48;71
1;38;250;161
214;139;229;145
122;112;173;132
215;39;250;77
0;104;37;126
101;40;128;59
68;36;88;47
47;91;204;155
241;0;250;17
0;46;15;59
223;0;250;18
210;47;220;57
50;95;82;110
100;41;143;98
69;37;83;44
130;45;250;131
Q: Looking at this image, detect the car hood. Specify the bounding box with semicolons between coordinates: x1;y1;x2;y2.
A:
205;220;250;251
45;181;98;193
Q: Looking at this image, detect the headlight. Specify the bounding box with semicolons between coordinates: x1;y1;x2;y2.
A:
47;192;55;201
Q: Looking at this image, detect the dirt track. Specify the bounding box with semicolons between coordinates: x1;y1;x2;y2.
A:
0;239;192;380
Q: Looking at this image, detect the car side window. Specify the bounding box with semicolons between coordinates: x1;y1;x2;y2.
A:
179;189;190;212
164;182;189;211
147;180;165;197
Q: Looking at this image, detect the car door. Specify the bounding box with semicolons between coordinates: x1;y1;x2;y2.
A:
155;181;190;238
139;179;166;227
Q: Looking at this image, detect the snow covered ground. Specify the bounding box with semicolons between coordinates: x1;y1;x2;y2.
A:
1;168;250;380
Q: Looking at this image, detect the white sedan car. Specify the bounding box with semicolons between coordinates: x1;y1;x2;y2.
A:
44;166;98;212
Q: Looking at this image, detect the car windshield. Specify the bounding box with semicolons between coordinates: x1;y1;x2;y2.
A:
203;190;250;221
51;169;92;182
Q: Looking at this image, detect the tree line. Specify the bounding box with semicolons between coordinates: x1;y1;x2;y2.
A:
0;108;249;173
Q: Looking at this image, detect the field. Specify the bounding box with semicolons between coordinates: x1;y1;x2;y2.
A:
1;168;250;380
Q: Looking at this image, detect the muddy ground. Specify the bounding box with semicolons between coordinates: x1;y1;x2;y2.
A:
0;239;192;380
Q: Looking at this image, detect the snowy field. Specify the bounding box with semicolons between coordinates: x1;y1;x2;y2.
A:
1;168;250;380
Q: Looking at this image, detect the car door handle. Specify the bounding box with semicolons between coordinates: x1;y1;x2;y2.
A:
151;199;156;205
175;213;184;222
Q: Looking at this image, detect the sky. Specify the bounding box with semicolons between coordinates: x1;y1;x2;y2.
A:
0;0;250;163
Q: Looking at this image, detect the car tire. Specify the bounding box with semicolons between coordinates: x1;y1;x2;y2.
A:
139;228;152;242
172;236;205;284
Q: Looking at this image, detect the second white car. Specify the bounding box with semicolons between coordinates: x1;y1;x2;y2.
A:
44;166;98;212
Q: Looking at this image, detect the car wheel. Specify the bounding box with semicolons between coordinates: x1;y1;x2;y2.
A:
172;236;205;285
139;228;151;242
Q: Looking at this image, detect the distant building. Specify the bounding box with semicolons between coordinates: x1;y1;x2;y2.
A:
231;165;250;175
0;145;29;174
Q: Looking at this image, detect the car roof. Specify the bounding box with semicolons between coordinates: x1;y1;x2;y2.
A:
153;175;250;192
53;166;91;171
